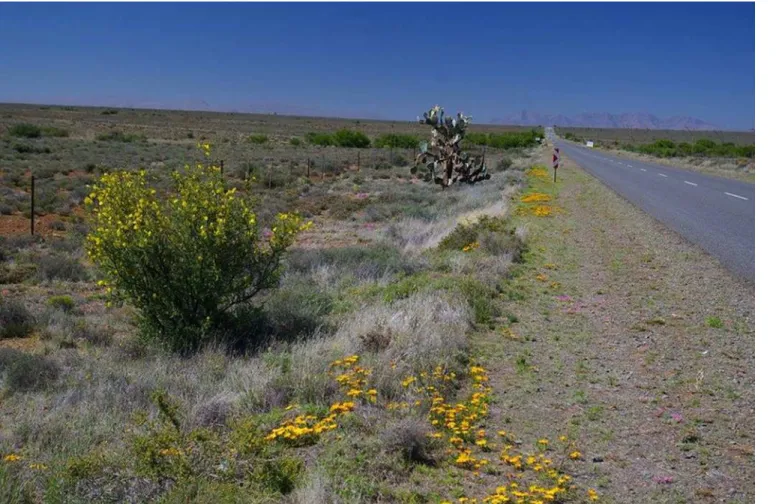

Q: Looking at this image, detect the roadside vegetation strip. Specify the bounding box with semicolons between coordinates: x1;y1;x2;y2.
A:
473;154;754;503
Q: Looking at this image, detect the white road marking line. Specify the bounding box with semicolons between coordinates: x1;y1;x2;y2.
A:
724;192;749;201
659;173;668;177
627;165;633;168
684;181;698;186
640;168;647;172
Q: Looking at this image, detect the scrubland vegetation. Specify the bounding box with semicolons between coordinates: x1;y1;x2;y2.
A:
0;105;756;503
0;105;611;503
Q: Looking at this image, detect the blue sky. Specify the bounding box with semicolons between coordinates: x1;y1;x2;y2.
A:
0;2;754;129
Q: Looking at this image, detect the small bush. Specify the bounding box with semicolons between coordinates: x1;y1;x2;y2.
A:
101;109;119;115
4;353;59;393
305;132;334;147
14;143;50;154
96;130;146;143
73;320;113;346
85;162;311;353
439;216;514;253
248;134;269;144
8;123;41;138
333;129;371;148
263;282;333;339
47;295;75;312
0;299;36;338
0;263;37;284
48;220;67;231
0;203;13;215
480;230;526;262
392;154;409;167
496;158;513;171
41;126;69;137
706;316;723;328
289;137;302;146
438;223;480;251
34;254;89;282
381;417;437;465
253;455;304;494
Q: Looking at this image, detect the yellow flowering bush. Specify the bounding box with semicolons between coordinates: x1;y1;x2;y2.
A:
84;153;311;353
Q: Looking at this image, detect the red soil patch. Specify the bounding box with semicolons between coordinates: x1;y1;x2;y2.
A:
0;214;65;237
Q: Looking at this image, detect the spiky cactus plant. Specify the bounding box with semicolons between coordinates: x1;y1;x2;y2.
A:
411;105;490;187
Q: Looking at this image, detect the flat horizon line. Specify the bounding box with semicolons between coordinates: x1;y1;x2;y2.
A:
0;100;755;134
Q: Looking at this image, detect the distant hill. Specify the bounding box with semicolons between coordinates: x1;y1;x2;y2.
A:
491;110;720;131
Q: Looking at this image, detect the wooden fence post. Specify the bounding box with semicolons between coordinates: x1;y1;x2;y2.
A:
220;160;224;177
30;174;35;236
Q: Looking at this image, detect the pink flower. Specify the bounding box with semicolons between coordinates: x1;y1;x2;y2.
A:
671;413;684;423
652;476;674;484
355;192;369;199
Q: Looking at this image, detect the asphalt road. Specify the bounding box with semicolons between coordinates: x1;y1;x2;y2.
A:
546;128;755;282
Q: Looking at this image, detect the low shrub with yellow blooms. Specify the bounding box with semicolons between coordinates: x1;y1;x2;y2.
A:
520;192;552;203
462;241;481;253
526;166;550;179
84;146;312;353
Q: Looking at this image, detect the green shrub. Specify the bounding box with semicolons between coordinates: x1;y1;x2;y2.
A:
706;316;723;328
480;230;526;263
453;277;498;324
84;162;311;353
41;126;69;137
8;123;41;138
47;295;75;312
14;143;50;154
100;109;119;115
333;129;371;148
381;417;438;465
438;223;479;252
496;158;513;171
248;134;269;144
253;455;304;494
0;263;37;284
374;133;419;149
72;320;114;346
466;130;542;149
96;130;146;143
0;299;36;338
633;138;755;159
34;254;89;282
289;137;302;146
305;132;334;146
4;352;59;393
263;282;333;339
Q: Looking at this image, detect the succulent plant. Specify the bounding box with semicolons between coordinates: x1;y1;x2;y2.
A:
411;105;491;187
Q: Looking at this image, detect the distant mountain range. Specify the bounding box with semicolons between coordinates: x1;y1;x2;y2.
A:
490;110;720;131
